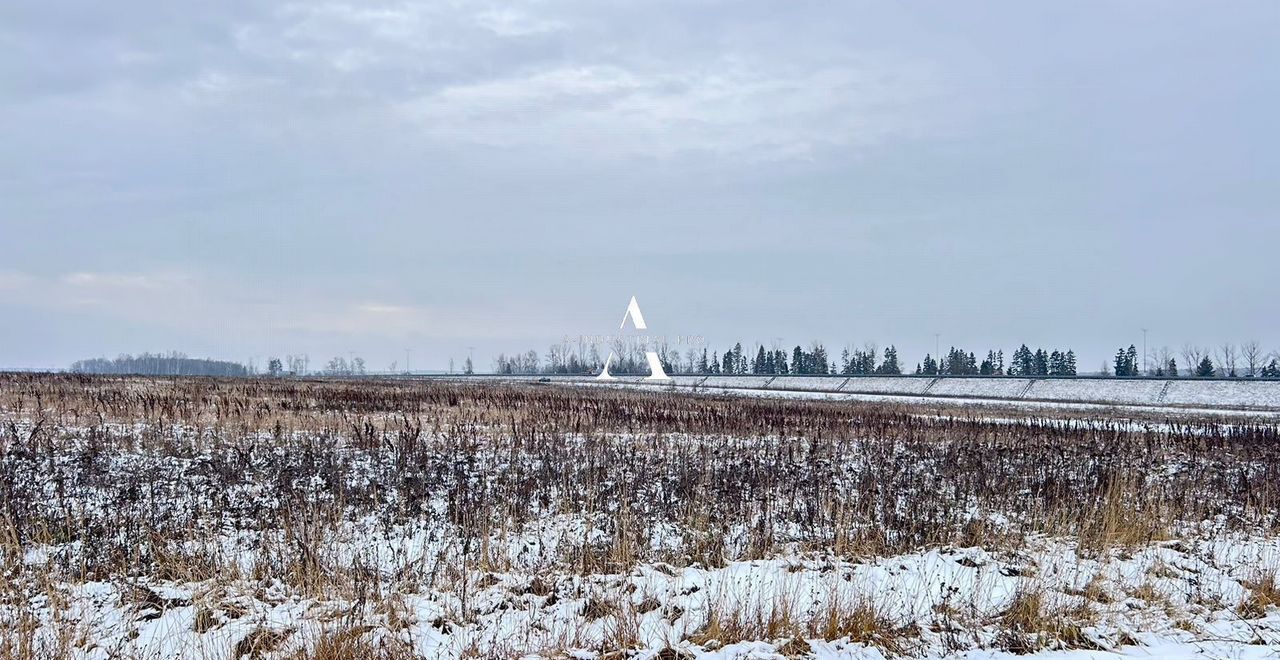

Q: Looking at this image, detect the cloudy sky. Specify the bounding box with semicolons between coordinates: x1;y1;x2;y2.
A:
2;1;1277;372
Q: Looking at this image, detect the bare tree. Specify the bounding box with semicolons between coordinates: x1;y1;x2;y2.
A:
1241;340;1263;377
546;342;566;373
1181;345;1205;377
685;347;701;374
1151;346;1175;376
1217;343;1238;377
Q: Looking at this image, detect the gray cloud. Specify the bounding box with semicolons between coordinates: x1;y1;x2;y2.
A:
2;1;1278;370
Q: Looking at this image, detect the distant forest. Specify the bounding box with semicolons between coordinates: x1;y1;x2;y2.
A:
494;342;1073;377
496;339;1280;379
67;341;1280;379
70;352;249;377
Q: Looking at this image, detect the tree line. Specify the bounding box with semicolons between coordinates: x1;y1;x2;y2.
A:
498;338;1280;379
915;346;1078;376
70;352;250;377
1118;342;1280;378
70;340;1280;380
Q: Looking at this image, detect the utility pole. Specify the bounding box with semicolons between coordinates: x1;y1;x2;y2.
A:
1141;328;1148;377
405;348;411;375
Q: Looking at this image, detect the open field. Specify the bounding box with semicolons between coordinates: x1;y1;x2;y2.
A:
1;374;1279;658
453;375;1280;413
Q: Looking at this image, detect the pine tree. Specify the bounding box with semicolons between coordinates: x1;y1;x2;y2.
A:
1167;358;1178;377
812;344;829;375
1010;345;1033;376
1064;350;1077;376
1126;345;1140;376
1195;355;1215;377
878;346;901;374
1033;349;1048;376
1114;348;1128;376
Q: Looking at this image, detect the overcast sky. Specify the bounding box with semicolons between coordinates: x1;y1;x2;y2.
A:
2;1;1278;372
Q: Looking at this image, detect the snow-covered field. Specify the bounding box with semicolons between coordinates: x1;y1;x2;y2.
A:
1;375;1278;659
13;527;1280;659
561;375;1280;412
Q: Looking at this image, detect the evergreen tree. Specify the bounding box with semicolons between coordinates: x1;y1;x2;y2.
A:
922;354;938;375
1033;349;1049;376
1010;345;1034;376
1195;355;1215;378
1167;357;1178;377
877;346;901;374
1126;345;1140;376
1064;350;1077;376
1048;350;1064;376
753;346;767;374
793;345;806;375
812;344;830;375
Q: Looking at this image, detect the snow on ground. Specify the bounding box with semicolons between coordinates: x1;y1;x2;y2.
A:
549;375;1280;412
582;381;1280;421
4;377;1279;658
10;528;1280;659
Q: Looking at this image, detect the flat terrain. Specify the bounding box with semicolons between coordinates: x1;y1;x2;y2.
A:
1;374;1278;658
471;374;1280;414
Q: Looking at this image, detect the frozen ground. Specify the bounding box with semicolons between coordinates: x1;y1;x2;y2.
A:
532;374;1280;412
2;375;1278;659
11;522;1280;659
582;381;1280;421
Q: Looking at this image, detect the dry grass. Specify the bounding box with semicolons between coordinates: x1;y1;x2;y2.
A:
1238;569;1280;619
810;596;911;655
0;374;1277;657
997;584;1101;653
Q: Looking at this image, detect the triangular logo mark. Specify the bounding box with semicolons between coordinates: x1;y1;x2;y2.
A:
619;295;647;330
598;295;669;381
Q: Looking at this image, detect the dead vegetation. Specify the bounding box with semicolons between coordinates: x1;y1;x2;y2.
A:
0;373;1277;657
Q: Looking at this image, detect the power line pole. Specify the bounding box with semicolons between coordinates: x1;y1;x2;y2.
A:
405;348;411;375
1142;328;1148;377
